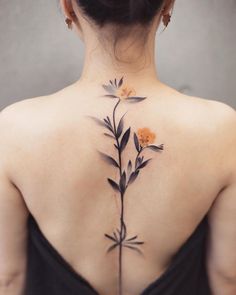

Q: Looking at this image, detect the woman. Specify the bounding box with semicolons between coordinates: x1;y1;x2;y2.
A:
0;0;236;294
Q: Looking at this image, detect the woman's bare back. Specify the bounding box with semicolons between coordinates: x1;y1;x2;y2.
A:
5;80;232;294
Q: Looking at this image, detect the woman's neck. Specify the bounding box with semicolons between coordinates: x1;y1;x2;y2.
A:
77;38;160;88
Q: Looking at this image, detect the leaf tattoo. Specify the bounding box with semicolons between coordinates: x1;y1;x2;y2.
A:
90;76;164;295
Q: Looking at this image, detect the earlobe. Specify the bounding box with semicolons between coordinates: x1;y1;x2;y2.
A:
161;0;175;16
162;13;171;28
160;0;174;30
61;0;84;41
61;0;79;31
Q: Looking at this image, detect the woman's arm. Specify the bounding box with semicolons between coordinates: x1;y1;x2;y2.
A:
207;106;236;294
0;108;29;295
207;182;236;294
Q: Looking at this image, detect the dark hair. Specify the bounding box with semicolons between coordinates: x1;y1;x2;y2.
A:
75;0;166;63
76;0;165;27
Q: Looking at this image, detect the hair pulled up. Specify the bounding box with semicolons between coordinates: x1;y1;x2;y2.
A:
76;0;165;27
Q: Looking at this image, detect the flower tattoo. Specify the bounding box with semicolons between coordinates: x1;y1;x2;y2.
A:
89;77;164;295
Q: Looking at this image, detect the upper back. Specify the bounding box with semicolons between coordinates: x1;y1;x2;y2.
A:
1;80;233;294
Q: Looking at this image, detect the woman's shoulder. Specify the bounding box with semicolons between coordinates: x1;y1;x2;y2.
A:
159;85;235;130
182;93;236;135
0;94;54;151
0;83;76;123
0;95;50;122
0;91;62;131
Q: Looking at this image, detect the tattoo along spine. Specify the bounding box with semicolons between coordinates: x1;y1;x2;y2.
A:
90;77;164;295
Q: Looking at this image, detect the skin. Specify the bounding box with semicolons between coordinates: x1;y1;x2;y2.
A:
0;0;236;294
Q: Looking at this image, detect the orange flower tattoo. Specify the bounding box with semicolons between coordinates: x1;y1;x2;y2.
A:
116;84;136;100
137;127;156;148
102;77;147;103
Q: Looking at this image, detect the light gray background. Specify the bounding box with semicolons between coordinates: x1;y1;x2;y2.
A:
0;0;235;109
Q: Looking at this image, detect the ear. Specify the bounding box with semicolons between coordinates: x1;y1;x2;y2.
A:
60;0;84;39
60;0;77;21
162;0;175;15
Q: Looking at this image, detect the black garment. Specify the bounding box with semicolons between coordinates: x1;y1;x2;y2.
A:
24;214;211;295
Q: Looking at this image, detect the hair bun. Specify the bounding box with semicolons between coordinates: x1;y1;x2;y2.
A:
77;0;165;26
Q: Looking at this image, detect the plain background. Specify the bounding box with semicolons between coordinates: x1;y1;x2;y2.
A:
0;0;235;109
